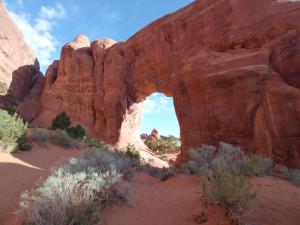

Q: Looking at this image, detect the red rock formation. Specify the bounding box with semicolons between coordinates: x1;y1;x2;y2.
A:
0;1;44;121
36;0;300;167
146;129;161;141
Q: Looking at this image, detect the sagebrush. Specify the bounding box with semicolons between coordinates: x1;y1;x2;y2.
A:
184;142;259;225
19;147;133;225
183;142;273;177
30;128;80;149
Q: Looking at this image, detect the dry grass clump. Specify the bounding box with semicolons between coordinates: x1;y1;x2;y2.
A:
19;147;133;225
30;128;81;149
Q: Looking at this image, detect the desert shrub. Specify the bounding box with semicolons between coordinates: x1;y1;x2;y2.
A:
30;128;80;149
49;129;80;149
126;144;141;165
161;135;181;150
1;93;18;115
19;146;132;225
0;109;28;152
202;168;256;209
18;137;32;151
182;143;244;175
68;147;133;179
144;136;180;155
51;112;71;130
275;166;300;185
86;138;104;148
30;129;50;147
196;144;256;225
201;166;256;225
183;142;273;177
183;145;217;174
241;155;273;176
137;165;176;181
67;125;86;141
289;169;300;185
0;82;8;95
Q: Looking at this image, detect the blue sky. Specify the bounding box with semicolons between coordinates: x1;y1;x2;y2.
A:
4;0;192;137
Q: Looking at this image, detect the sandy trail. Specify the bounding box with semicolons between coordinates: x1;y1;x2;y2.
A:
102;172;227;225
0;144;81;225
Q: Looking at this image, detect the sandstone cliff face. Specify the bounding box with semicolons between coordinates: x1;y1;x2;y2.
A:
0;1;44;121
37;0;300;167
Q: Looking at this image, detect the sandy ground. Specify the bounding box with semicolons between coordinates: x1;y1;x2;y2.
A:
102;172;227;225
250;176;300;225
103;173;300;225
1;144;300;225
0;144;82;225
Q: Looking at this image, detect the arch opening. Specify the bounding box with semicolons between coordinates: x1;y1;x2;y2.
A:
140;92;181;159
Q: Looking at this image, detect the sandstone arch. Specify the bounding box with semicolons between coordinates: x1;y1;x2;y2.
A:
35;0;300;167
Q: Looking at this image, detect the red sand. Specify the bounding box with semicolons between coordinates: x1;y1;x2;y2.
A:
102;174;300;225
102;172;227;225
0;144;81;225
1;145;300;225
250;176;300;225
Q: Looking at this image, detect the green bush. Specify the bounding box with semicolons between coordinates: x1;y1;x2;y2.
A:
126;144;141;162
19;147;133;225
51;112;71;130
144;136;180;155
18;137;32;151
67;125;86;140
86;138;104;148
30;128;50;147
241;155;273;176
0;109;28;152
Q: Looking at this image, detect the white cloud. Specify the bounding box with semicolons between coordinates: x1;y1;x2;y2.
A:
34;18;53;32
144;93;173;115
7;3;67;71
39;3;66;20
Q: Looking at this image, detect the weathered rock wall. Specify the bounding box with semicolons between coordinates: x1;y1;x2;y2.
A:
0;1;44;121
36;0;300;167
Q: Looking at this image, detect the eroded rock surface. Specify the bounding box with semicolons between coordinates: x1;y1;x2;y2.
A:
0;1;44;121
36;0;300;167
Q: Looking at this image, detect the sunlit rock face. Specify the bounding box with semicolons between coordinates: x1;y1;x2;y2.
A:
36;0;300;167
0;2;44;121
